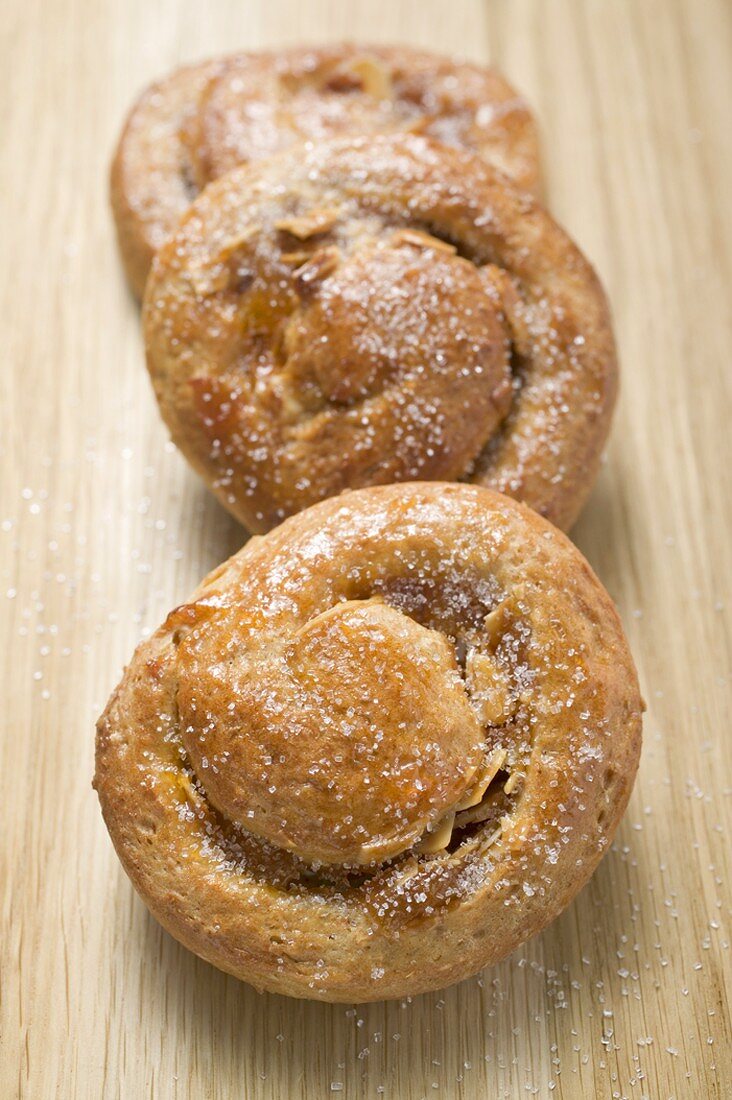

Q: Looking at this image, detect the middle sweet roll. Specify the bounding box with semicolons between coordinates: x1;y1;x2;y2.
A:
144;134;617;533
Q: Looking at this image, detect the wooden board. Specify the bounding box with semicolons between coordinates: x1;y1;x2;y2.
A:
2;0;730;1095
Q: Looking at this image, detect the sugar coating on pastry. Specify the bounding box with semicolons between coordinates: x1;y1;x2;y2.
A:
143;134;616;533
95;483;642;1002
111;45;541;297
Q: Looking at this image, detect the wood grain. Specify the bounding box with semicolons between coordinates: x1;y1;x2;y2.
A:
1;0;730;1096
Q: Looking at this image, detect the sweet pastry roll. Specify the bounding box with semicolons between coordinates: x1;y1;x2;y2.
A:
95;483;642;1002
111;44;540;298
143;134;617;533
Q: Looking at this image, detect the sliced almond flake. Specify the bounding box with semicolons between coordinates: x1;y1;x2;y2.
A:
415;811;456;854
415;772;509;859
294;245;341;291
187;265;231;297
187;227;260;296
280;250;312;266
392;228;457;254
446;821;503;862
403;114;437;136
456;747;507;811
357;831;418;865
215;225;260;260
504;771;523;795
482;592;521;647
275;207;341;240
465;649;515;726
343;55;393;99
454;797;504;830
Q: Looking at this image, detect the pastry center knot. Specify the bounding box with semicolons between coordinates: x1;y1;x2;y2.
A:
176;596;488;865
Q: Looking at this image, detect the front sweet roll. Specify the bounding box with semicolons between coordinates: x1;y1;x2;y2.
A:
95;483;642;1001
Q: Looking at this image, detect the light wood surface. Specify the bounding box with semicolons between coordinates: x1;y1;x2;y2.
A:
2;1;731;1096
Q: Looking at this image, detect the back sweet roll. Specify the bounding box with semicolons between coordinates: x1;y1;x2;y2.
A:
111;44;541;298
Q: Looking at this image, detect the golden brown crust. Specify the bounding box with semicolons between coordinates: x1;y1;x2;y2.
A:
143;134;616;533
110;60;223;299
95;483;642;1002
111;45;541;298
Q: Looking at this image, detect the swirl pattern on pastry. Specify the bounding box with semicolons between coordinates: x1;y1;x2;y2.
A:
111;45;540;298
95;483;642;1002
144;134;616;533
